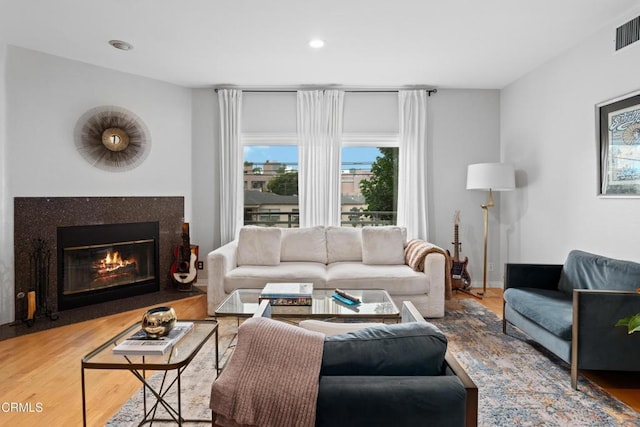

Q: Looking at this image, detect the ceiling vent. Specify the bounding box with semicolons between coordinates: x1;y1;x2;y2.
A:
616;16;640;51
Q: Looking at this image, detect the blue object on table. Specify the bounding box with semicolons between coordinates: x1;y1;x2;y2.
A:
332;293;361;306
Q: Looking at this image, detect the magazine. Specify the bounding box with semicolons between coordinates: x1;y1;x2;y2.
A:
260;282;313;298
260;283;313;306
113;321;194;356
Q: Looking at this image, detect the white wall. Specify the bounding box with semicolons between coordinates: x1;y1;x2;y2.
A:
501;11;640;264
1;46;192;323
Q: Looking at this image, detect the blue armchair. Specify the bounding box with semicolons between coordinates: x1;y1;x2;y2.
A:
503;250;640;389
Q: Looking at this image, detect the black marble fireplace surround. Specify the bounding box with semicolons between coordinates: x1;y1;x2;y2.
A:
12;197;188;331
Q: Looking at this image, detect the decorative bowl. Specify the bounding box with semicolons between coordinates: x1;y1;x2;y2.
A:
141;306;177;338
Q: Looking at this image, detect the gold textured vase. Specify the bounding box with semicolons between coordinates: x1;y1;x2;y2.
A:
141;306;177;338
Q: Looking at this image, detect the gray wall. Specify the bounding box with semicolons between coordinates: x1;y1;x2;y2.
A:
0;45;503;324
501;9;640;264
429;90;501;286
191;89;502;287
0;46;192;324
0;42;10;323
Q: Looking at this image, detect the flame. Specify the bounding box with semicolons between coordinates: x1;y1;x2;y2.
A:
97;251;134;273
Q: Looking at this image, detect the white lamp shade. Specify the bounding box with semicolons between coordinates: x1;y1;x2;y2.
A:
466;163;515;191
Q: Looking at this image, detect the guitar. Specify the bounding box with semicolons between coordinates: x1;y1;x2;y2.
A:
171;222;198;287
446;211;471;290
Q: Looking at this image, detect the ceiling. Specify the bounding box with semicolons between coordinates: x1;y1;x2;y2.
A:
1;0;638;89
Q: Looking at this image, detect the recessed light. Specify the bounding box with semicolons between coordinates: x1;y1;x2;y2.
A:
309;39;325;49
109;40;134;51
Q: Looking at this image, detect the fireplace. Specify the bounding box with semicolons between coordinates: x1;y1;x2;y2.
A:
14;197;184;323
57;222;160;311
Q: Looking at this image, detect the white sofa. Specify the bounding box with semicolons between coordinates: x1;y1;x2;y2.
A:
207;226;447;318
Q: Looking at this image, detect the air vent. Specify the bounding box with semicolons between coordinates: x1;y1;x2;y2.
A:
616;16;640;51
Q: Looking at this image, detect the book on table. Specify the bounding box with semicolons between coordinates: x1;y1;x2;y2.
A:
112;321;194;356
260;282;313;306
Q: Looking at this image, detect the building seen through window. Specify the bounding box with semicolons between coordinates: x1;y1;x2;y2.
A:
242;145;397;227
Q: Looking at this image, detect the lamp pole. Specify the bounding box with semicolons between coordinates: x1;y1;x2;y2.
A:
480;189;494;296
466;163;514;299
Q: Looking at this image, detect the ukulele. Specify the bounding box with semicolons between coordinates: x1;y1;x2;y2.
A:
171;222;198;287
446;211;471;290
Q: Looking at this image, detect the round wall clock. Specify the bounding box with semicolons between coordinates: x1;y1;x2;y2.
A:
74;106;151;171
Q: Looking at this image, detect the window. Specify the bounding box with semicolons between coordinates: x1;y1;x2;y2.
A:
341;146;398;227
243;145;299;228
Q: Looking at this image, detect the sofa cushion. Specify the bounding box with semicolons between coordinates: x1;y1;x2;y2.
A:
557;249;640;295
237;226;281;266
299;320;382;336
321;322;447;376
224;262;327;293
326;226;362;263
327;262;428;295
362;226;405;265
281;226;327;264
316;376;466;427
503;287;573;340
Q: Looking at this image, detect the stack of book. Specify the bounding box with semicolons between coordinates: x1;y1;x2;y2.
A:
259;282;313;306
112;321;194;356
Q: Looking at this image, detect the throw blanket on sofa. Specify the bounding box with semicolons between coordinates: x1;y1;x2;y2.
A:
210;317;325;427
404;239;453;300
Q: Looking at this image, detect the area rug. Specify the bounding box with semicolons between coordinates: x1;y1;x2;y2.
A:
108;300;639;426
430;299;639;426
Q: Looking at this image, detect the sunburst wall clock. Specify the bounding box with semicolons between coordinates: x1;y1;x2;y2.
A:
74;106;151;171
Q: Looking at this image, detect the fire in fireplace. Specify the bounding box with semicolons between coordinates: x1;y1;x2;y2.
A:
57;222;160;311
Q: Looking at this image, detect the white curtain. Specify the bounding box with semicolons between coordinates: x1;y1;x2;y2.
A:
297;90;345;227
397;90;429;240
218;89;243;244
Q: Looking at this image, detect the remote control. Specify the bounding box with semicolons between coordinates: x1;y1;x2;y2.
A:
335;288;361;303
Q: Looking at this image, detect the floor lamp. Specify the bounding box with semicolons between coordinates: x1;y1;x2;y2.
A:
466;163;515;298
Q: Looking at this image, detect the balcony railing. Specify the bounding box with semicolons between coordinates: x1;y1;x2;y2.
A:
244;210;396;228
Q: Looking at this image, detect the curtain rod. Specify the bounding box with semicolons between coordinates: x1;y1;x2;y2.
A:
214;88;438;96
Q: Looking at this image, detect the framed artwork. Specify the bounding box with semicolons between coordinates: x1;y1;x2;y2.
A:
598;91;640;196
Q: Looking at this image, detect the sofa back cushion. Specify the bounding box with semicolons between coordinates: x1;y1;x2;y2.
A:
281;226;328;264
557;249;640;294
321;322;447;376
237;226;282;266
326;226;362;263
361;226;405;265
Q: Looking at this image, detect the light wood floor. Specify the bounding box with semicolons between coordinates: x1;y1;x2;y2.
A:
0;289;637;426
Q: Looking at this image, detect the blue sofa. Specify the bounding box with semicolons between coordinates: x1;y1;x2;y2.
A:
253;301;478;427
503;250;640;389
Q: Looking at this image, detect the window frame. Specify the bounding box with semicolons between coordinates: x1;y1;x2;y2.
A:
241;132;400;228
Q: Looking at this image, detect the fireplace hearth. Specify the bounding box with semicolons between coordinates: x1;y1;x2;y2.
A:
57;222;160;311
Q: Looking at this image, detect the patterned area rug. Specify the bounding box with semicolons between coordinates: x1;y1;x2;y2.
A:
108;300;639;426
430;299;639;426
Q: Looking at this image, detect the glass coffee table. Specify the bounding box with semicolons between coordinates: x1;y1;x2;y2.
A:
215;288;400;321
81;319;218;426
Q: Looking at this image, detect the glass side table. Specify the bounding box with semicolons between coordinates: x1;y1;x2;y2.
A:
81;319;218;426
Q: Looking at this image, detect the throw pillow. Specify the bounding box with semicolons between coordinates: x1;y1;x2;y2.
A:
237;226;282;266
280;226;327;264
326;226;362;263
361;226;404;265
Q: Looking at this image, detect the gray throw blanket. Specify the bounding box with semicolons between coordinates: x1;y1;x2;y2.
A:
210;317;325;427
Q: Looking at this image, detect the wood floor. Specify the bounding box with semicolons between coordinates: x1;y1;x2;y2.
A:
0;289;637;426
